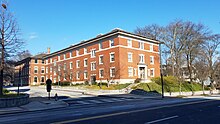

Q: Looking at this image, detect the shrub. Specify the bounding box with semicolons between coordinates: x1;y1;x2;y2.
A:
53;81;71;86
134;78;141;83
84;80;89;85
3;88;9;94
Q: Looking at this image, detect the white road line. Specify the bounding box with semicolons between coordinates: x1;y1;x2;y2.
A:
146;115;179;124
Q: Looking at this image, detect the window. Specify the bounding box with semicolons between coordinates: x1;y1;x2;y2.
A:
50;67;52;73
110;68;115;77
139;54;145;63
70;62;73;69
70;52;72;58
41;67;45;74
110;39;114;47
58;55;60;61
150;44;153;51
54;70;56;75
46;67;48;73
91;49;96;58
150;68;155;77
91;62;96;71
76;50;79;56
42;60;44;64
128;52;133;62
150;56;154;64
34;77;37;82
84;71;88;79
76;71;80;80
35;59;38;63
128;67;133;77
110;53;115;62
76;60;80;68
50;58;52;63
64;63;66;70
54;60;57;66
134;68;137;76
41;76;45;82
84;48;87;54
63;54;66;60
64;73;67;80
46;60;48;64
58;75;60;81
99;43;103;49
99;69;104;78
84;58;88;67
99;55;104;64
70;72;73;80
34;66;38;74
58;64;61;71
139;42;144;49
127;39;132;47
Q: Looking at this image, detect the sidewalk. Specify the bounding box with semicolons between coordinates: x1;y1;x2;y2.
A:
0;97;68;115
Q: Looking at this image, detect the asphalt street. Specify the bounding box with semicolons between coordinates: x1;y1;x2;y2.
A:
0;96;219;124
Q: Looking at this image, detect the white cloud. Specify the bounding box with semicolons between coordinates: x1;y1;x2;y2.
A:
28;32;38;40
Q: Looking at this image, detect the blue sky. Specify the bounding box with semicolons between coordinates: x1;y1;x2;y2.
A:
8;0;220;55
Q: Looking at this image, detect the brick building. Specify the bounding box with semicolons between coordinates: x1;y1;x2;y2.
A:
14;29;160;85
14;53;47;86
44;29;160;85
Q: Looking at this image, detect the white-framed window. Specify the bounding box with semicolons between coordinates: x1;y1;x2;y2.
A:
128;67;133;77
54;69;56;75
63;54;66;60
139;42;144;49
50;67;52;73
99;55;104;64
34;66;38;74
54;60;57;66
41;76;45;82
91;62;96;71
34;76;38;82
84;48;87;54
42;60;44;64
76;50;79;56
58;75;60;81
139;54;145;63
99;42;103;49
110;67;116;77
109;39;114;47
70;72;73;80
76;60;80;68
58;64;61;71
35;59;38;63
50;58;52;63
84;71;88;79
150;44;153;51
134;68;137;76
70;62;73;69
150;68;155;77
46;67;48;73
64;73;67;80
70;52;72;58
46;60;48;64
110;52;115;62
58;55;60;61
76;71;80;80
99;69;104;78
91;49;96;58
127;39;132;47
150;56;154;64
64;63;66;70
41;67;45;74
128;52;133;62
84;58;88;67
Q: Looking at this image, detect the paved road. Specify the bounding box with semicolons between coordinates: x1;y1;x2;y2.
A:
0;96;219;124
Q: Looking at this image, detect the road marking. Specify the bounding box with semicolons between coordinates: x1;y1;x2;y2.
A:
146;115;179;124
51;99;215;124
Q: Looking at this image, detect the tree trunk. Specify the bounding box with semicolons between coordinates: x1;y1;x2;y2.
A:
202;81;205;95
0;69;3;95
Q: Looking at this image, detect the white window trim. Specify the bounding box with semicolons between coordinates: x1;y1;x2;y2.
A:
76;60;80;68
41;76;45;82
76;71;80;80
139;54;145;63
34;66;38;74
63;54;66;60
84;48;87;54
99;43;103;50
150;56;154;64
109;52;115;63
84;58;88;67
46;67;48;74
128;67;133;77
150;44;153;51
99;55;104;64
110;67;115;78
150;68;155;77
76;50;79;56
91;49;96;58
134;68;137;76
70;62;73;69
84;71;88;79
34;76;38;82
99;68;104;78
70;52;72;58
58;55;60;61
127;39;132;47
91;62;96;71
41;67;45;74
109;39;114;47
128;52;133;62
139;41;144;49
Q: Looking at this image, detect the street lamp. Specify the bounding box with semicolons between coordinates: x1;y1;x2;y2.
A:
159;41;165;98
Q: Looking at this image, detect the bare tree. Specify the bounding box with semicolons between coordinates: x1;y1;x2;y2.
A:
0;2;24;95
15;50;32;61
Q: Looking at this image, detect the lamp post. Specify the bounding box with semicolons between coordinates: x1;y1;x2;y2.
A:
159;41;165;98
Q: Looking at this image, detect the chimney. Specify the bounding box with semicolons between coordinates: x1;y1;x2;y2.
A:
47;47;50;54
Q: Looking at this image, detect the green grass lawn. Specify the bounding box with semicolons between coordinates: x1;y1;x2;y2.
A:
82;83;131;90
